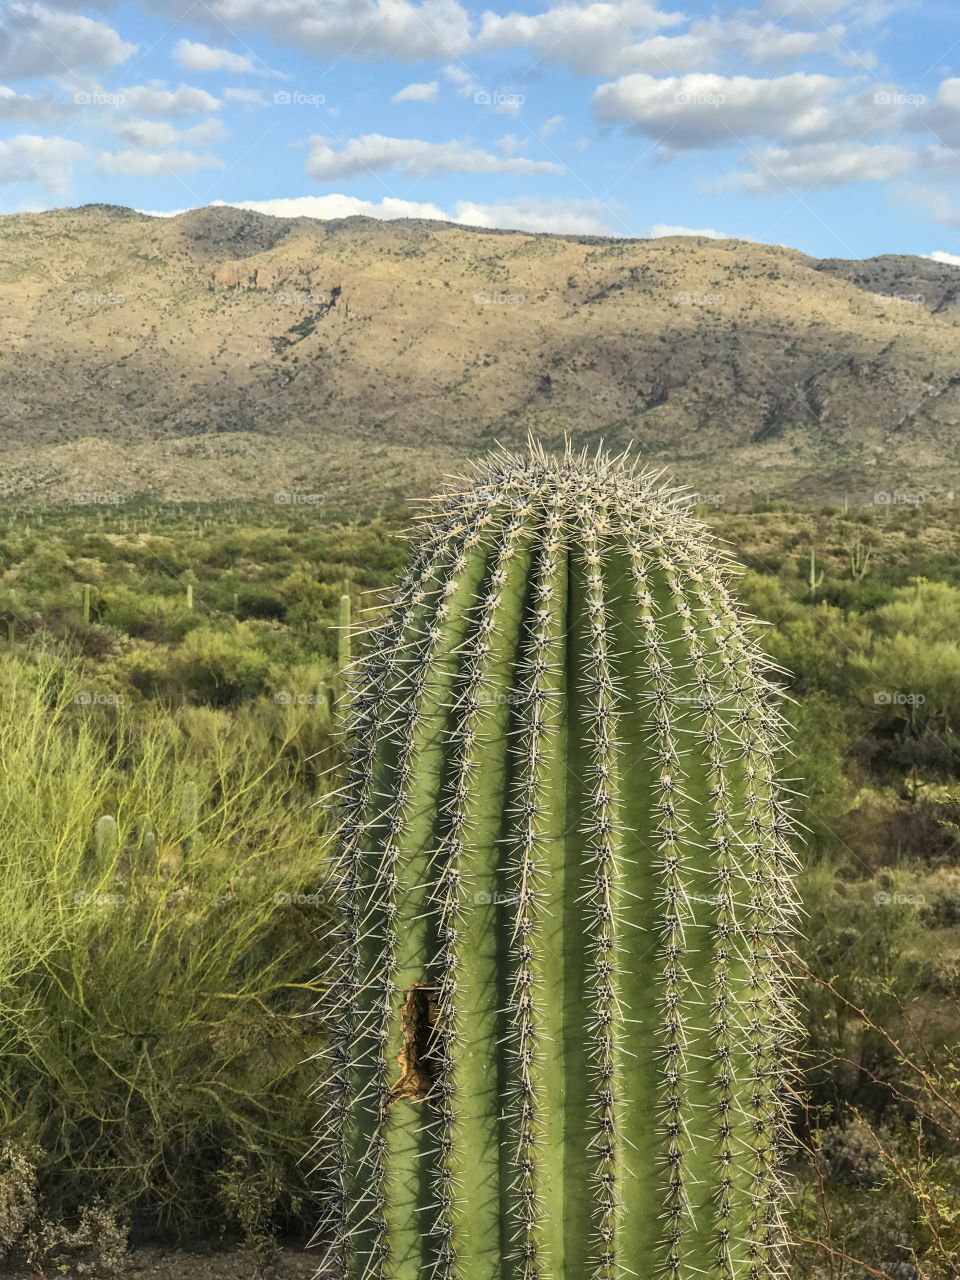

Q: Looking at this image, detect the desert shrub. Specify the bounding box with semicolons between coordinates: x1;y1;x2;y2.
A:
173;623;273;706
0;656;333;1238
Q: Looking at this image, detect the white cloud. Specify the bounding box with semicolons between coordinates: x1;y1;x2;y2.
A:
763;0;893;18
914;78;960;148
476;0;684;75
0;4;134;80
173;40;257;74
0;85;69;123
593;72;837;148
224;87;268;106
909;189;960;228
539;114;564;137
927;250;960;267
648;223;733;238
476;3;845;76
443;64;480;97
0;133;84;194
618;19;844;76
170;0;471;61
113;119;227;148
123;82;221;116
726;140;916;193
794;84;916;144
392;80;439;103
216;194;453;220
305;134;564;180
453;197;613;234
98;148;225;175
495;133;527;154
136;193;613;234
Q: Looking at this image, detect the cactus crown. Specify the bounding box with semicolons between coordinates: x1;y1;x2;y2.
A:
314;443;800;1280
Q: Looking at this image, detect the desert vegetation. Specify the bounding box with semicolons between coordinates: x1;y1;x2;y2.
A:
0;489;959;1277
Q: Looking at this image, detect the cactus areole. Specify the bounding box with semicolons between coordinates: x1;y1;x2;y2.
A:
316;445;799;1280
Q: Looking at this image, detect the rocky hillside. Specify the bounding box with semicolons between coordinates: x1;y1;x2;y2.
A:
1;203;958;504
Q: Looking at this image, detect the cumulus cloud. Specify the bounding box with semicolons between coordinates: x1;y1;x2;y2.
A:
476;3;846;76
912;77;960;149
909;188;960;228
392;81;439;103
0;133;84;194
97;148;225;176
0;3;135;80
211;194;453;220
137;193;614;234
725;140;916;193
476;0;684;75
172;40;258;74
927;250;960;266
113;119;227;148
224;87;268;106
453;196;613;233
159;0;471;61
593;71;836;148
123;82;221;116
618;18;844;76
648;223;733;238
0;85;70;124
305;134;564;180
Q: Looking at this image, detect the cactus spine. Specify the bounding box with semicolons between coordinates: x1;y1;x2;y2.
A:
315;445;799;1280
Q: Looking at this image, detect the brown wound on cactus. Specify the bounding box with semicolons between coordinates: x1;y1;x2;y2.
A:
387;982;441;1104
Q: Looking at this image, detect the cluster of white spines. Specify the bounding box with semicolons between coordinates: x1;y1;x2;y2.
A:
575;493;627;1280
316;487;493;1277
426;485;537;1280
502;489;566;1280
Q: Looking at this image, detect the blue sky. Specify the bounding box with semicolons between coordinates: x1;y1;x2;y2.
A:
1;0;959;260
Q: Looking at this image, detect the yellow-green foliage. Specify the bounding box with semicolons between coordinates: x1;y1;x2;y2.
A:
0;655;334;1235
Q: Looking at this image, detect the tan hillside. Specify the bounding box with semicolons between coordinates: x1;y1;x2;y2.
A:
1;203;958;505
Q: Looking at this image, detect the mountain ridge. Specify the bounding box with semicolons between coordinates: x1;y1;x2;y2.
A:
1;204;958;505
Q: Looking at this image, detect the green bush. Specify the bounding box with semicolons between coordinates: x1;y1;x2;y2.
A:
0;656;333;1237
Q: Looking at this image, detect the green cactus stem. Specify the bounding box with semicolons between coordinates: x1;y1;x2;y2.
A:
314;443;799;1280
335;594;352;706
807;548;824;599
316;681;335;722
180;781;199;859
94;815;119;863
135;814;158;861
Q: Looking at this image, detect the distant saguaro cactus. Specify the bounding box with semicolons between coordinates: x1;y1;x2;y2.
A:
93;814;119;862
180;781;199;859
315;444;799;1280
335;593;352;707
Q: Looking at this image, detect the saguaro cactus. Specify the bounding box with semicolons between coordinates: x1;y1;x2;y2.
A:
315;444;799;1280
